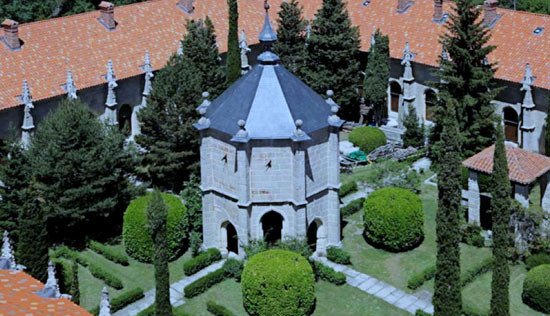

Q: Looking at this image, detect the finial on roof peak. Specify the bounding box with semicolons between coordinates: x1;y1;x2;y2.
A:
521;63;535;90
231;119;250;143
401;42;414;66
291;118;310;142
0;231;21;271
259;0;277;44
64;70;78;100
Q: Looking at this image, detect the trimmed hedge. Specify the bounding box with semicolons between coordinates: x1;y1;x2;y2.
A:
89;241;129;266
53;259;74;294
51;246;80;261
407;265;436;290
522;264;550;313
340;181;358;197
525;253;550;271
123;192;187;263
326;247;351;265
363;187;424;252
207;301;236;316
184;248;222;276
311;261;346;285
89;288;145;315
461;257;493;287
184;267;226;298
223;258;244;281
341;198;365;217
242;249;315;316
87;260;124;290
348;126;387;153
136;305;191;316
415;310;431;316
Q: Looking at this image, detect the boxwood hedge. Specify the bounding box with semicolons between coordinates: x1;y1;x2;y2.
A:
363;187;424;252
183;248;222;276
123;192;187;262
525;253;550;271
242;249;315;316
348;126;387;154
522;264;550;313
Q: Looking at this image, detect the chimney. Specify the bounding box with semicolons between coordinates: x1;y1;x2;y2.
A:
98;1;116;30
1;19;21;50
397;0;414;13
483;0;499;28
177;0;195;14
433;0;443;22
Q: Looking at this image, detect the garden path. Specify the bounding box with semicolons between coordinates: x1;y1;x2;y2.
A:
312;256;434;315
113;259;226;316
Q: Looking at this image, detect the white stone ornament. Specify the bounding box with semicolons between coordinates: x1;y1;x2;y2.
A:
64;70;78;100
101;60;118;126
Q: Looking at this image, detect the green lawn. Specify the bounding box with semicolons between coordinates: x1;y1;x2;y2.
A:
176;280;409;316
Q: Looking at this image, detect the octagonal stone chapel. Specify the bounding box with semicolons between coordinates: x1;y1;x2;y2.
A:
194;3;343;257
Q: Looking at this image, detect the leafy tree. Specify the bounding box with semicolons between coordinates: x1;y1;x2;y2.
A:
403;105;425;148
26;98;132;245
181;175;202;256
364;29;390;125
430;0;499;164
226;0;240;84
273;0;307;75
433;100;462;316
490;123;511;316
302;0;361;121
70;260;80;304
147;190;172;316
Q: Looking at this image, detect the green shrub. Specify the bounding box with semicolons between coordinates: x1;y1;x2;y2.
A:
363;187;424;252
183;248;222;276
311;261;346;285
526;253;550;270
361;160;421;192
461;224;484;247
51;246;79;261
89;288;145;315
349;126;387;153
89;241;129;266
223;258;243;281
123;192;187;263
53;259;73;294
136;305;191;316
207;301;236;316
407;265;436;290
341;198;365;217
415;310;431;316
244;238;312;259
242;249;315;316
88;261;124;290
461;257;493;287
340;181;358;197
184;268;226;298
326;247;351;265
522;264;550;313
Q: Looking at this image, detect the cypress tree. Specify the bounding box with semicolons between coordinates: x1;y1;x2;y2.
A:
430;0;499;163
490;123;511;316
273;0;307;75
70;260;80;304
181;175;202;256
147;190;172;316
545;98;550;156
364;29;390;125
302;0;361;121
226;0;240;84
403;105;424;148
433;100;462;316
27;98;131;245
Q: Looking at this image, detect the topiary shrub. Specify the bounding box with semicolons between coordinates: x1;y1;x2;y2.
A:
341;198;365;217
522;264;550;313
363;187;424;252
242;249;315;316
326;247;351;265
123;192;187;263
348;126;387;154
525;253;550;271
311;261;346;285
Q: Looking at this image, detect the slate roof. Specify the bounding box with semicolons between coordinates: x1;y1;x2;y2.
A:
205;62;332;139
0;0;548;112
0;270;91;315
462;144;550;184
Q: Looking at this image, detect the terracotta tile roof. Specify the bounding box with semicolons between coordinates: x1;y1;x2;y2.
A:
462;144;550;184
0;0;548;112
0;269;91;315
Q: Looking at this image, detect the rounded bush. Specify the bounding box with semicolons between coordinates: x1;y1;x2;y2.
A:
522;264;550;313
123;193;187;262
242;249;315;316
348;126;387;153
363;187;424;252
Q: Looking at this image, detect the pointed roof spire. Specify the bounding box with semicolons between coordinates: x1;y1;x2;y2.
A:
259;0;277;43
20;80;35;131
36;260;62;298
99;287;112;316
521;63;535;91
140;51;154;97
401;42;414;66
105;59;116;83
64;70;78;100
20;80;33;106
0;231;17;270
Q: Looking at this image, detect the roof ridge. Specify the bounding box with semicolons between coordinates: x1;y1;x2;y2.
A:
497;6;550;18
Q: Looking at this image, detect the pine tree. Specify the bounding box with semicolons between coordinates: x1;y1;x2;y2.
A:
16;185;49;282
226;0;240;84
403;105;424;148
147;190;172;316
181;175;202;256
430;0;499;163
433;100;462;316
302;0;361;121
70;260;80;304
26;98;132;245
273;0;307;75
364;29;390;125
490;123;511;316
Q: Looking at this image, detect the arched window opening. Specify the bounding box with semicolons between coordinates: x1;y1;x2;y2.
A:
390;82;402;113
503;107;519;143
425;89;437;122
261;211;284;245
118;104;132;136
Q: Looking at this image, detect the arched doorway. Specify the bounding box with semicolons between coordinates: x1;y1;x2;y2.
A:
390;81;402;113
307;219;327;254
503;107;519;143
118;104;132;135
424;89;437;122
307;221;319;251
261;211;284;245
221;221;239;255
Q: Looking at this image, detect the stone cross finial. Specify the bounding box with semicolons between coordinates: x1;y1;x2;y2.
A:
140;51;154;97
99;287;111;316
0;231;16;270
64;70;78;100
101;60;118;125
239;30;251;72
521;63;535;91
401;42;414;66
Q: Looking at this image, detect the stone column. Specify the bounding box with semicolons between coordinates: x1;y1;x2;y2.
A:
201;192;217;250
468;170;481;224
514;183;530;209
400;42;416;128
327;97;343;246
520;63;538;152
236;143;250;253
316;223;328;256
